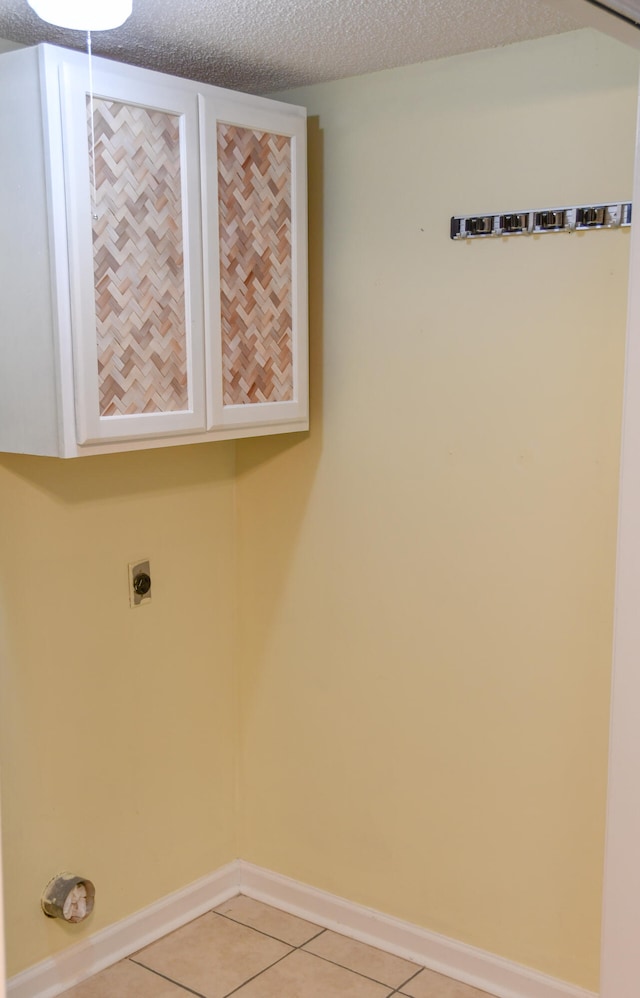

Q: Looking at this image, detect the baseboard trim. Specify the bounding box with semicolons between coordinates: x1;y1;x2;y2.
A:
6;862;240;998
238;862;597;998
7;860;597;998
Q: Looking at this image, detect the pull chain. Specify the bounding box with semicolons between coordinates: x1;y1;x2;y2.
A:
87;30;98;220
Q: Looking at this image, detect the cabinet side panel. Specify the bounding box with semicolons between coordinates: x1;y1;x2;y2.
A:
0;48;60;456
91;98;189;417
217;123;294;405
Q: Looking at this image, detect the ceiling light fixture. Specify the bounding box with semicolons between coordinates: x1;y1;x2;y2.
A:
27;0;132;31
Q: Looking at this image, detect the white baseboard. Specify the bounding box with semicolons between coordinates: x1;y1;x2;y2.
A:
7;860;597;998
238;862;597;998
6;862;240;998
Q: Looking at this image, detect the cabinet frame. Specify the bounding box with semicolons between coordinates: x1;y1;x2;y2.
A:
0;43;308;458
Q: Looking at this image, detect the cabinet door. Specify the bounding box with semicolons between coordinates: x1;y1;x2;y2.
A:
59;61;206;444
202;98;308;431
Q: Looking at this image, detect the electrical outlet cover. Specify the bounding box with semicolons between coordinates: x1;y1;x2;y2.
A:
128;559;151;607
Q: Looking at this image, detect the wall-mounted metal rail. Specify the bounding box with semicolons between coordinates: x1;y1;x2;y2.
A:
450;202;632;240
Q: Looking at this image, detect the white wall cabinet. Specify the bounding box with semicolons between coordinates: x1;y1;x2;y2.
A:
0;44;308;457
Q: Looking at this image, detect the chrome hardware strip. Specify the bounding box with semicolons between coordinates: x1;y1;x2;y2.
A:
450;202;632;240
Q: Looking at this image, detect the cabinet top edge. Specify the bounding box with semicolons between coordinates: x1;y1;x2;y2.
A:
22;41;307;117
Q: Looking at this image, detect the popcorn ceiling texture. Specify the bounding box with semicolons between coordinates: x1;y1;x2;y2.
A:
0;0;580;93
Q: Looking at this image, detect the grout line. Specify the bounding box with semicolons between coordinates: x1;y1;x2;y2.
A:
210;909;423;998
128;957;208;997
212;908;424;993
212;908;326;949
299;928;327;946
385;966;426;996
296;946;419;991
220;951;294;998
125;907;428;998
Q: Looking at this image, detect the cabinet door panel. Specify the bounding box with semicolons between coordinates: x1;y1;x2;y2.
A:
203;100;308;430
218;122;294;407
59;63;206;444
92;97;190;418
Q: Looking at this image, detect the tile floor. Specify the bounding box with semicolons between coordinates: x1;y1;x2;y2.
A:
61;895;495;998
62;895;488;998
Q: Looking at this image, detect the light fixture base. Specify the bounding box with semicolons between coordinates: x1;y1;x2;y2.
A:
27;0;132;31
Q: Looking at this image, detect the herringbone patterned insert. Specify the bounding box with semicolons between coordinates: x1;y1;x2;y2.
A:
218;123;294;406
89;97;189;417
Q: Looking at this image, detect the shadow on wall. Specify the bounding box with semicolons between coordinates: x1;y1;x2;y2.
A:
0;440;236;504
234;113;324;699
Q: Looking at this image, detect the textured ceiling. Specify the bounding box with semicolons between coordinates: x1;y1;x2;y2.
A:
0;0;583;94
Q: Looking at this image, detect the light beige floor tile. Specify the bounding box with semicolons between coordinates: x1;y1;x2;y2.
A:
133;912;291;998
214;894;322;946
232;948;392;997
60;958;187;997
400;966;493;998
303;928;419;987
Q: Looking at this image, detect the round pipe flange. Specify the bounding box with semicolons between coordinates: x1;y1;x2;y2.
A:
41;873;95;923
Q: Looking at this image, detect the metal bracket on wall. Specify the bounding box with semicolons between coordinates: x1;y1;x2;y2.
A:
450;201;632;240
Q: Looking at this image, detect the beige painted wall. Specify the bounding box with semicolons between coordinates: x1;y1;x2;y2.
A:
0;445;238;975
1;25;639;992
236;30;640;990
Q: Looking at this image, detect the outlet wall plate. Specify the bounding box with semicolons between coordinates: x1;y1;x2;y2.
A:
128;559;151;607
